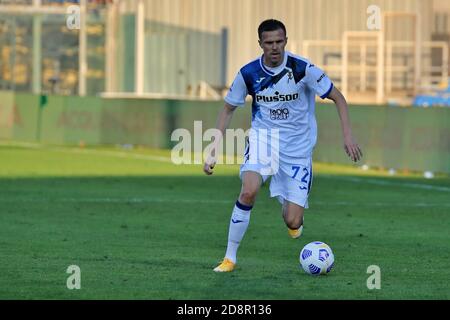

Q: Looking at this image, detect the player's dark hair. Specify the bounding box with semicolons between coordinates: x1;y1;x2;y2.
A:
258;19;287;40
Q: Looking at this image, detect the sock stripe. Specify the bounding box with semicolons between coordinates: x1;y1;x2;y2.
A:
235;200;253;211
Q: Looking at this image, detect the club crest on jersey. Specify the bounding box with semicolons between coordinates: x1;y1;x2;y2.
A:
287;71;293;82
255;91;299;103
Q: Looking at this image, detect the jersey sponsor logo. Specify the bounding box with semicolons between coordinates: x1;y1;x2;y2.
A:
255;91;299;103
270;108;289;120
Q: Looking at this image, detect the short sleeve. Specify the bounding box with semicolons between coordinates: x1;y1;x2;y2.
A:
224;71;248;107
304;63;333;99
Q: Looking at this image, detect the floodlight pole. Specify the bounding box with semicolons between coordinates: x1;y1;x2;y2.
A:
414;14;421;95
105;1;118;93
78;0;87;96
341;34;348;98
135;0;145;95
32;0;42;94
376;30;384;104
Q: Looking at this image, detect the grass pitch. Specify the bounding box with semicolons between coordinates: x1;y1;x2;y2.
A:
0;142;449;299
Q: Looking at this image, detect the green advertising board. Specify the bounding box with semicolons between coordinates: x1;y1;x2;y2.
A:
0;91;448;173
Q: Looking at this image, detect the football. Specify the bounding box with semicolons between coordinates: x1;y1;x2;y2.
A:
299;241;335;275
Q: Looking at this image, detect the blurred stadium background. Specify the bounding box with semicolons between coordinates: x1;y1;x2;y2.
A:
0;0;449;300
2;0;450;99
0;0;449;173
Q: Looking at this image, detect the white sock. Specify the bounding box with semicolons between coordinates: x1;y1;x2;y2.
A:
224;201;252;264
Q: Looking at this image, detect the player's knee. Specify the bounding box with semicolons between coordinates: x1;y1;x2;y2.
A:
239;190;257;205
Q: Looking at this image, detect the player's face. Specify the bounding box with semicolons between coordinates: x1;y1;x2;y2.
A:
259;28;287;67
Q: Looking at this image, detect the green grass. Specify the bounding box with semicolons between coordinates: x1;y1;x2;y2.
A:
0;141;449;299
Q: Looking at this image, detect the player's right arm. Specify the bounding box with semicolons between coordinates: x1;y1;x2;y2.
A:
203;102;237;175
203;71;248;175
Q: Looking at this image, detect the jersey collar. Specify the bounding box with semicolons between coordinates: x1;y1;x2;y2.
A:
259;51;288;76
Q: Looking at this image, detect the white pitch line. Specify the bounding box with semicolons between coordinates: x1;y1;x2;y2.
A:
315;201;450;207
0;140;42;149
0;140;173;163
1;197;449;207
2;141;449;192
52;147;174;163
323;175;450;193
0;197;228;204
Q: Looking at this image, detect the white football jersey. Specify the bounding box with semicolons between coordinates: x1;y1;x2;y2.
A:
225;51;333;160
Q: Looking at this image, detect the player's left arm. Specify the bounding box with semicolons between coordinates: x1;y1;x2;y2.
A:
326;87;363;162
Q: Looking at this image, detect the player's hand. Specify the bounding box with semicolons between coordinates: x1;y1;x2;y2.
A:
344;135;363;162
203;156;216;175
